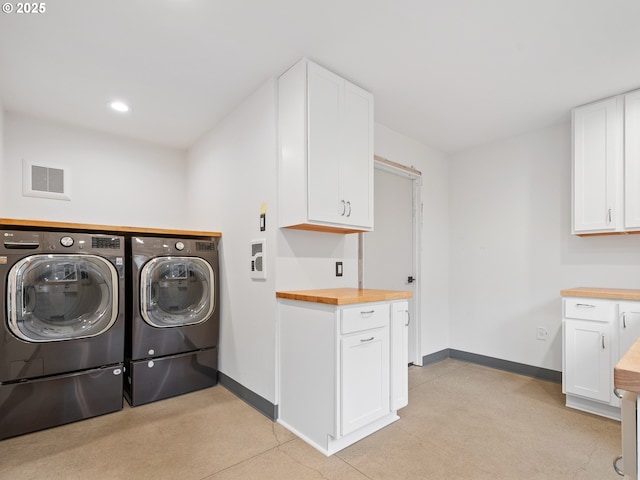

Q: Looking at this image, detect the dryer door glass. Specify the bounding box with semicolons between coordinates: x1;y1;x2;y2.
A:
140;257;215;328
6;254;119;342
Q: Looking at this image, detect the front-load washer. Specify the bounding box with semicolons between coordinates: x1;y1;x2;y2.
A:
125;236;219;406
0;230;125;439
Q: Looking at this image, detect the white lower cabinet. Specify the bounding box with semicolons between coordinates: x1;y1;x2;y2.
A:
619;302;640;360
340;327;389;435
563;318;613;404
562;296;640;420
278;299;408;455
390;302;409;411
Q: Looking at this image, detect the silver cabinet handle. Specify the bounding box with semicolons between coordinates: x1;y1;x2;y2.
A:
340;200;346;216
602;334;606;349
360;337;374;343
608;208;612;223
614;388;624;399
346;201;351;217
613;455;624;476
405;310;410;327
621;312;640;328
360;310;375;315
576;303;596;308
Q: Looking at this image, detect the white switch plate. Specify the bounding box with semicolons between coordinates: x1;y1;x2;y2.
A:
536;327;548;341
250;239;266;280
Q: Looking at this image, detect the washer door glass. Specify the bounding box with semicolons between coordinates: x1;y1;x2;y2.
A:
7;254;119;342
140;257;215;328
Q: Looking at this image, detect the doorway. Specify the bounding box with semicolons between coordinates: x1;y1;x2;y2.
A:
361;156;422;365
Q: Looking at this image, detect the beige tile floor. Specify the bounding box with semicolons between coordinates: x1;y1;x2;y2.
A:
0;359;622;479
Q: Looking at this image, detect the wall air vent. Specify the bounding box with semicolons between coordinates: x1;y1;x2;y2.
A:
22;160;71;201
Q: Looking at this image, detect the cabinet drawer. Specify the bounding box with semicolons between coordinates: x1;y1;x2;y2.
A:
564;298;615;322
341;304;389;334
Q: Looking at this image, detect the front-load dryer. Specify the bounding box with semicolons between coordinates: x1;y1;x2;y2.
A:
0;230;125;439
125;236;219;406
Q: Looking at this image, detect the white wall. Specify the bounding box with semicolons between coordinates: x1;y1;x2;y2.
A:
374;123;451;357
186;80;280;404
2;112;187;228
449;122;640;371
276;229;358;291
186;78;375;404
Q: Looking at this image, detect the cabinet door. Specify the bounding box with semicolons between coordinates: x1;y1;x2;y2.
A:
390;302;409;411
625;91;640;230
619;302;640;358
341;327;389;436
572;97;621;233
307;62;343;225
340;81;374;228
564;319;612;403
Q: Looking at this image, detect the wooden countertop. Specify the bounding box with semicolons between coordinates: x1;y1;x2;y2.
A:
615;339;640;393
560;287;640;301
0;218;221;238
276;288;412;305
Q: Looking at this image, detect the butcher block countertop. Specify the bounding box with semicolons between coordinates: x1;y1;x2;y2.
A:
0;218;221;238
560;287;640;301
276;288;412;305
615;339;640;394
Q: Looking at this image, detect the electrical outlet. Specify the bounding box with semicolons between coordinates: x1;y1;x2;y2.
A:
536;327;548;341
335;261;343;277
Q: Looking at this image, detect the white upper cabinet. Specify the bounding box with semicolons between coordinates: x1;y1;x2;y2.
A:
278;58;374;233
572;89;640;235
624;91;640;230
572;97;622;234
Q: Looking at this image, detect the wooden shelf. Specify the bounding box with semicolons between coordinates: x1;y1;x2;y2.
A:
0;218;221;238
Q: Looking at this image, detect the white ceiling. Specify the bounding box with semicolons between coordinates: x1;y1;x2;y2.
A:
2;0;640;154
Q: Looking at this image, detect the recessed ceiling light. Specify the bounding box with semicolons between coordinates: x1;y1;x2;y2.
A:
109;100;130;113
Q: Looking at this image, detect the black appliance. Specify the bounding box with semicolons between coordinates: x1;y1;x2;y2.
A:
0;230;125;439
124;236;219;406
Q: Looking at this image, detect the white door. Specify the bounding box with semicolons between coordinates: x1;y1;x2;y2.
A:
619;302;640;358
307;61;342;224
563;319;612;403
340;327;389;436
572;97;621;233
390;301;409;411
340;81;374;228
625;91;640;231
362;168;417;363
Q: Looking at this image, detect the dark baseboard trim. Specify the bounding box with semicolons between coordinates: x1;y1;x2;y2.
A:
219;349;561;421
421;349;450;366
422;349;562;384
218;371;278;420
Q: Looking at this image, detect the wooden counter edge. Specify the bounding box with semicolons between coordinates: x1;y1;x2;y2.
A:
561;287;640;301
0;218;221;238
615;338;640;394
276;289;412;305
